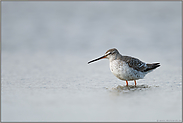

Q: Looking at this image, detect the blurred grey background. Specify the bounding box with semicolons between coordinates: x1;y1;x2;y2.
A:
2;1;181;58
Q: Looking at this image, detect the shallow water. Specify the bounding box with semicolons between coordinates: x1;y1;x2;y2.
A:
1;1;182;122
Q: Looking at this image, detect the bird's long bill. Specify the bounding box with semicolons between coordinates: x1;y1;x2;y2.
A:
88;55;106;64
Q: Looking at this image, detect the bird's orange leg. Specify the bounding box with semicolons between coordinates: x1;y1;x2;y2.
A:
134;80;136;86
126;80;128;86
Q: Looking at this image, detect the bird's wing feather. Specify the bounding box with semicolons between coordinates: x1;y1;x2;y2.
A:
122;56;147;72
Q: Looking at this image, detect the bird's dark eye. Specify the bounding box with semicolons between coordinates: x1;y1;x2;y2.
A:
111;51;115;54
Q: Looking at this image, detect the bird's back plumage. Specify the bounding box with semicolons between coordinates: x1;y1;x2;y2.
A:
121;56;160;73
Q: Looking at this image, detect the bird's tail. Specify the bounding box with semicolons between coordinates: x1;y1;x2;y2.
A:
144;63;160;72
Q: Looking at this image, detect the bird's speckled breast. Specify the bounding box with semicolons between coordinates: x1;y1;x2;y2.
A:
109;60;145;81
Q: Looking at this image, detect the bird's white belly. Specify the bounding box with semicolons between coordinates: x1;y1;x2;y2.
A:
109;60;145;81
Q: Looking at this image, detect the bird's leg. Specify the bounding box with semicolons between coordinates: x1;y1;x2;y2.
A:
126;80;128;86
134;80;136;87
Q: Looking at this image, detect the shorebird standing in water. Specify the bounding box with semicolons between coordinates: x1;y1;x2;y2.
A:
88;48;160;86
